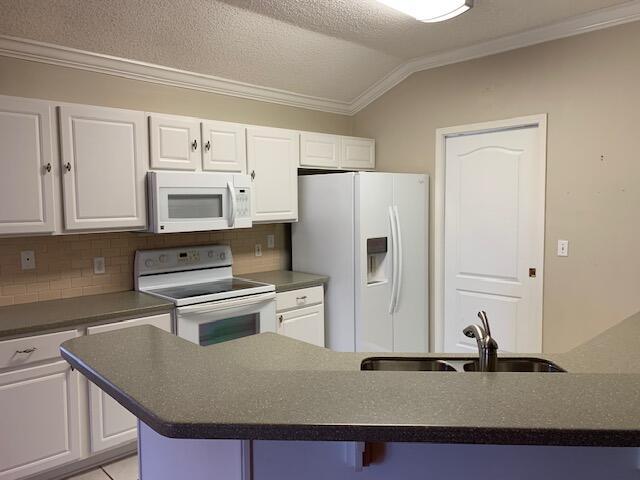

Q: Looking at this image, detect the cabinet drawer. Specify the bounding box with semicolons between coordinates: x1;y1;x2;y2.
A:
0;330;77;371
278;304;325;347
276;286;323;312
87;313;172;335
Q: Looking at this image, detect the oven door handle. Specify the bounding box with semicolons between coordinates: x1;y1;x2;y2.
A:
177;292;276;315
227;181;237;228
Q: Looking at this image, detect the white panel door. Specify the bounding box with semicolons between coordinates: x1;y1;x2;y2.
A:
340;137;375;170
87;313;172;453
355;173;393;352
278;304;325;347
392;174;428;353
247;127;299;223
444;127;544;353
201;120;246;172
59;104;147;230
0;361;80;480
0;96;55;235
300;133;340;169
149;114;200;170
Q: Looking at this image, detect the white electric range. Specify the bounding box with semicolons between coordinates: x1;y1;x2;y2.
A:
134;245;276;346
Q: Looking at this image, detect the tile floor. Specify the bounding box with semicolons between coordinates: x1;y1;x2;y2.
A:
66;454;138;480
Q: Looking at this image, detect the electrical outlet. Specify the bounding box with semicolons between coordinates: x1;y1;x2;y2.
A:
93;257;106;274
557;240;569;257
255;244;262;257
20;251;36;270
267;234;275;249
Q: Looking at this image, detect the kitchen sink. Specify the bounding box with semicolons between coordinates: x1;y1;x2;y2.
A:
361;357;457;372
463;358;566;373
360;356;566;373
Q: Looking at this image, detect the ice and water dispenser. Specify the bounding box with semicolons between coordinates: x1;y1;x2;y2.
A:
366;237;388;285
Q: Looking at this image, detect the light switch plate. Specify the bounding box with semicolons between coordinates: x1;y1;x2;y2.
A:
557;240;569;257
255;244;262;257
93;257;106;274
20;251;36;270
267;235;275;249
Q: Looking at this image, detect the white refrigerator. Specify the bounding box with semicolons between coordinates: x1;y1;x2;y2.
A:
292;172;428;353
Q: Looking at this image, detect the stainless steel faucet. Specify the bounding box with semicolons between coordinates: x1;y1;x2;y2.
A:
463;311;498;372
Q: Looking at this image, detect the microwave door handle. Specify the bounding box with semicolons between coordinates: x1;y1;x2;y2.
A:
227;181;237;227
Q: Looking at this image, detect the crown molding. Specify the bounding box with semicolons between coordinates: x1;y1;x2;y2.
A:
349;1;640;114
1;1;639;117
0;35;353;115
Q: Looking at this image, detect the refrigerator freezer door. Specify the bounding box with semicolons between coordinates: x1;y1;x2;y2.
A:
292;173;356;352
355;173;394;352
392;174;429;352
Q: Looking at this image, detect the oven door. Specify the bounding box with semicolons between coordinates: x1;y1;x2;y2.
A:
175;292;277;346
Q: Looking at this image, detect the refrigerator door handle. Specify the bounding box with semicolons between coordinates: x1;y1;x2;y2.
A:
393;205;403;313
388;206;399;314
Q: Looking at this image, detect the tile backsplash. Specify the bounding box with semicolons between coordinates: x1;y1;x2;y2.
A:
0;224;289;306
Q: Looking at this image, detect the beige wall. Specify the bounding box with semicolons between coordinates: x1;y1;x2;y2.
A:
353;21;640;353
0;56;352;134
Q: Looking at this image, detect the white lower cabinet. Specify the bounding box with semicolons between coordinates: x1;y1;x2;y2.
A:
276;286;325;347
86;313;172;453
0;333;81;480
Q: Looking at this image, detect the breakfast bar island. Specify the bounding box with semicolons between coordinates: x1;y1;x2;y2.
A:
60;312;640;480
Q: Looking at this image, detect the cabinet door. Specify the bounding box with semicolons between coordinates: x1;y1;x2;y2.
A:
278;304;325;347
149;114;200;170
86;313;172;453
0;361;80;480
247;128;299;223
0;96;55;235
300;133;340;169
340;137;375;170
59;104;147;230
201;120;246;173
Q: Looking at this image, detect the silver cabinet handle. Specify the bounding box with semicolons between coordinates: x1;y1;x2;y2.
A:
44;163;52;173
250;170;255;180
205;140;211;151
296;296;307;301
64;162;72;172
192;139;198;150
16;347;37;354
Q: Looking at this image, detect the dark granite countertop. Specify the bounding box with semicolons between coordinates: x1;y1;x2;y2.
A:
0;291;173;339
239;270;328;293
60;311;640;447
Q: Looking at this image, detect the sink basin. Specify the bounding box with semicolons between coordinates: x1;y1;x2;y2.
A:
361;357;457;372
463;358;566;373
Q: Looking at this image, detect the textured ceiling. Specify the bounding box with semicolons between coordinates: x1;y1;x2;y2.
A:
0;0;632;103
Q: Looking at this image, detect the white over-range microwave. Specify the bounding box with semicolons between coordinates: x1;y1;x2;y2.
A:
147;171;252;233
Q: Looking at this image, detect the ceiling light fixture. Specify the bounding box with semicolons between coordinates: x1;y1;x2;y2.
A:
377;0;473;23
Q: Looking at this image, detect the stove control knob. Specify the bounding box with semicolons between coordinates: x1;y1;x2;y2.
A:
159;254;168;263
219;252;226;260
144;259;154;268
208;251;214;258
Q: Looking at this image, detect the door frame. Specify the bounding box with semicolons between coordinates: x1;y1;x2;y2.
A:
433;114;548;352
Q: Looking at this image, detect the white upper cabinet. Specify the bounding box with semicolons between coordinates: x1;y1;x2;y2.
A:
247;127;299;223
201;120;246;173
0;96;56;235
341;136;375;170
300;133;340;169
59;104;147;231
149;114;200;170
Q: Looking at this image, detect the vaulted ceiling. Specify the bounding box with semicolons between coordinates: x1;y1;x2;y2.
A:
0;0;636;109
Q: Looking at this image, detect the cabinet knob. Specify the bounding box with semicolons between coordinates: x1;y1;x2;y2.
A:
192;139;198;150
64;162;72;172
205;140;211;151
250;170;256;180
44;163;52;173
278;315;283;324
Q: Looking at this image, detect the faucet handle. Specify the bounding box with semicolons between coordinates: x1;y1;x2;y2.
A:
477;311;491;337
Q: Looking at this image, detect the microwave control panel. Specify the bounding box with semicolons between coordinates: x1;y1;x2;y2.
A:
236;188;250;218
